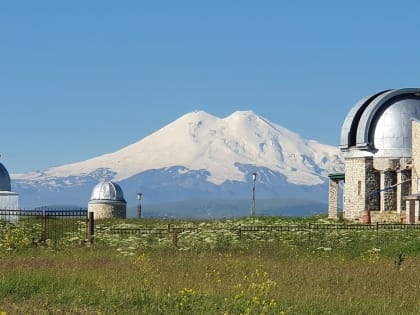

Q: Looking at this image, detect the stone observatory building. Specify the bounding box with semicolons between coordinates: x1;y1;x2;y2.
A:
329;88;420;222
88;181;127;219
0;162;19;210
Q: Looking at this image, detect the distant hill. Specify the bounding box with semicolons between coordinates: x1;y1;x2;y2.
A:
128;198;327;219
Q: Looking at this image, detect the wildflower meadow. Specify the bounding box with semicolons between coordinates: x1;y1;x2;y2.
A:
1;216;420;314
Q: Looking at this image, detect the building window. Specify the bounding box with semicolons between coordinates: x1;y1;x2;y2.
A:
358;181;361;196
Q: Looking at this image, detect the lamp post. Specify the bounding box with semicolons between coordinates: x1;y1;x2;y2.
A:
251;172;257;217
137;193;143;218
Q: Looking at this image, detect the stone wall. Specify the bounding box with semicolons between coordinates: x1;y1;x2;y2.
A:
370;211;405;223
344;157;368;220
383;170;397;210
88;202;127;219
371;157;411;213
366;159;380;211
400;169;411;211
328;180;339;219
412;119;420;193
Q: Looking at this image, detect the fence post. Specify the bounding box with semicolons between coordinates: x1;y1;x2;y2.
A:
238;224;242;240
41;210;47;242
88;212;94;244
376;221;379;237
172;232;178;247
308;223;312;241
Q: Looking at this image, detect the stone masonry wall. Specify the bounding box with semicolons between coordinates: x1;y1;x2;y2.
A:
88;202;127;219
328;179;339;219
384;170;397;210
412;120;420;193
365;158;380;211
400;169;411;211
344;157;367;220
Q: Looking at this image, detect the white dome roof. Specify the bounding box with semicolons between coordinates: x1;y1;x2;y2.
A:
90;181;126;202
340;88;420;158
0;163;11;191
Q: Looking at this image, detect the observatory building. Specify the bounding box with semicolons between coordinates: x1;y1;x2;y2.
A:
88;181;127;219
0;162;19;210
329;88;420;223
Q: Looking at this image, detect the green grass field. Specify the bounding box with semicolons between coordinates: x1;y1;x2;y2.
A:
1;216;420;314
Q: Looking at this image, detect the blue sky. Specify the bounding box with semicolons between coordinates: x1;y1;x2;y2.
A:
2;1;420;173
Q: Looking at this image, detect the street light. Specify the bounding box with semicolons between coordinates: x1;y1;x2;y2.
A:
251;172;257;217
137;193;143;218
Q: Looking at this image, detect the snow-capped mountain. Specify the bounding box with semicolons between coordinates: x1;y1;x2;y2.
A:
11;110;344;209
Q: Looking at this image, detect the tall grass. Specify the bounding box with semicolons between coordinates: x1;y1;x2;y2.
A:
1;217;420;314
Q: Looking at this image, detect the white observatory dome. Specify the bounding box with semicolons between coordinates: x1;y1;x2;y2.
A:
0;163;11;191
90;181;126;202
340;88;420;158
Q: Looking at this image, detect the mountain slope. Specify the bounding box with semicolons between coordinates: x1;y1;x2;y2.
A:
11;110;343;209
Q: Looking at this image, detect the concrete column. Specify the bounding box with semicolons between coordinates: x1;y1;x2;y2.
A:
397;171;402;214
328;179;339;219
416;200;420;223
380;171;385;212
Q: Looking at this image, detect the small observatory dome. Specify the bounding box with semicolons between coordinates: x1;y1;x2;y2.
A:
0;163;11;192
0;162;19;210
88;181;127;219
90;180;126;202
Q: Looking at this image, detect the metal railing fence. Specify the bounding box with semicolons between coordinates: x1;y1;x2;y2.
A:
0;209;89;243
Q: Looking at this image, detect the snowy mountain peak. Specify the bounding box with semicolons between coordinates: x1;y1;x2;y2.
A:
12;110;343;190
179;110;218;122
226;110;257;118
